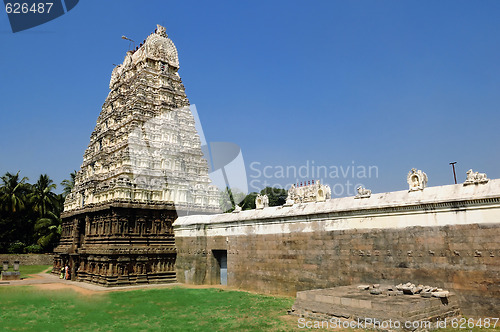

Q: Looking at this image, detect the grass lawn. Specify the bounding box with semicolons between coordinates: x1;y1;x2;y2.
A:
0;286;297;331
3;265;51;279
1;285;498;331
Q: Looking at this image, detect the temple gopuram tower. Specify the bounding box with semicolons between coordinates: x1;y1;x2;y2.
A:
53;25;220;286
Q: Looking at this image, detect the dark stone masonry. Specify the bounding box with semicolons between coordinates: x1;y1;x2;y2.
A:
175;181;500;318
53;203;178;286
175;223;499;317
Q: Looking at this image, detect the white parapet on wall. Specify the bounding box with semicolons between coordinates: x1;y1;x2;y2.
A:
174;179;500;237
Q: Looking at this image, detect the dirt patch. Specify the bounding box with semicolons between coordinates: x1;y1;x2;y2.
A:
9;276;294;301
32;281;179;295
33;283;99;296
26;273;48;280
174;284;226;290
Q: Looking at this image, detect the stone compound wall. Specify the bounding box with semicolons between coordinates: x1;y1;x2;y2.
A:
0;254;54;265
174;180;500;317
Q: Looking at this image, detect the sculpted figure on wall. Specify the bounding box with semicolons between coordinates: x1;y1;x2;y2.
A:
284;186;295;207
355;186;372;199
407;168;428;192
285;180;331;204
315;180;330;202
255;194;269;209
464;169;489;185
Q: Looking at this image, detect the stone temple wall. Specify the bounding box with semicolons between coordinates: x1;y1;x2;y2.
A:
0;254;54;266
174;179;500;317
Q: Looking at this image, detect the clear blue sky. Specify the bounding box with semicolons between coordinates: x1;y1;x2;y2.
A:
1;0;499;196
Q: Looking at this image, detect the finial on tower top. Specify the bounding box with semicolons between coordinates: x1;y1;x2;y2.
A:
156;24;168;38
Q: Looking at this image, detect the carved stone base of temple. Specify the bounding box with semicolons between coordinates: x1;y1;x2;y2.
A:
52;202;196;286
53;251;177;286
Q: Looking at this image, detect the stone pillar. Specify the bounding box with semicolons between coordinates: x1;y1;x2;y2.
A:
85;215;90;235
70;257;77;281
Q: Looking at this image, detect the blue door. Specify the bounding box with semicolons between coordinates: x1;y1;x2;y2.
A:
220;253;227;286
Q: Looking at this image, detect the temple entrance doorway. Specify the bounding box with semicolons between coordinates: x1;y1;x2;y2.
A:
213;250;227;286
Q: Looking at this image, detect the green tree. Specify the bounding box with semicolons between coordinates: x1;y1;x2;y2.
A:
220;187;246;213
239;187;288;211
61;170;77;197
29;174;58;217
0;171;32;252
33;209;62;251
29;175;62;251
259;187;287;207
0;172;63;253
240;192;257;210
0;171;29;213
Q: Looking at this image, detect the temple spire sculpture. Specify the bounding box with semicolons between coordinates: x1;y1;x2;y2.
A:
63;25;219;212
54;25;219;286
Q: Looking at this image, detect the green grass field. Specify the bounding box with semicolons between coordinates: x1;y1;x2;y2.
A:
3;264;51;279
1;284;499;331
0;286;296;331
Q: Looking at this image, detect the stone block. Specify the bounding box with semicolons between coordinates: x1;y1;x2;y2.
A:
432;291;449;298
1;271;20;280
358;299;372;309
332;296;341;305
387;290;403;296
340;297;353;306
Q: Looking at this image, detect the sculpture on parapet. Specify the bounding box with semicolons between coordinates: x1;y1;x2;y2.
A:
285;180;331;204
315;180;330;202
355;186;371;199
407;168;428;192
232;204;242;213
284;186;295;207
464;169;489;186
255;194;269;209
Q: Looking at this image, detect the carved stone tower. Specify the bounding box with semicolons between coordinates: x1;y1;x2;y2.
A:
53;25;220;286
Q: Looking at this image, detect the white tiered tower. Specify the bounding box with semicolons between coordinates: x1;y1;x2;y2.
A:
64;24;219;213
53;25;220;287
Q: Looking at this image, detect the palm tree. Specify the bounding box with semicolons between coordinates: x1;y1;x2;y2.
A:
29;174;58;217
33;210;61;250
61;170;77;198
0;172;31;252
0;171;29;213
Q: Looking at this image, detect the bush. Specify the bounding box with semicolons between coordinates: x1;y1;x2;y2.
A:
25;244;43;253
7;241;25;254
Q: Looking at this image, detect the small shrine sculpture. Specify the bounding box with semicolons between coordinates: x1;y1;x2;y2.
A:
464;169;489;186
286;180;331;204
255;194;269;209
407;168;428;192
283;194;295;207
355;186;372;199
